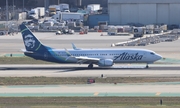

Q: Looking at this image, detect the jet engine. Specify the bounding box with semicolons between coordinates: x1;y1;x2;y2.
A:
98;59;113;67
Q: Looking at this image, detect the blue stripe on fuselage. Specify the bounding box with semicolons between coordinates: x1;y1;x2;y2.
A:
46;47;70;63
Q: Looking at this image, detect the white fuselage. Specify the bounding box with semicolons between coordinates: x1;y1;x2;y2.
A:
48;48;162;64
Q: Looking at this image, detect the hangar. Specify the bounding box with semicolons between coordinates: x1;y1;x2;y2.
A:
108;0;180;25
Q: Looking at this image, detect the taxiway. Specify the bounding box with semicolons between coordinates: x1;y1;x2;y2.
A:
0;82;180;97
0;64;180;77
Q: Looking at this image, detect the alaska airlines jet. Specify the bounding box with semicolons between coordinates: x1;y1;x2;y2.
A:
20;24;162;68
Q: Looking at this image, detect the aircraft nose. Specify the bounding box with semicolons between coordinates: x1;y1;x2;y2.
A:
156;54;162;60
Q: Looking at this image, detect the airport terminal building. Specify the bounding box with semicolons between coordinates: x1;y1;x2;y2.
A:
108;0;180;25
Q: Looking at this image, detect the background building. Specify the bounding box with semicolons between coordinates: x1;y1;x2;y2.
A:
0;0;107;8
47;0;107;7
108;0;180;25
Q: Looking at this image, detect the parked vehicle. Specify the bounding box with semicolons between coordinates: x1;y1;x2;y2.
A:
68;29;75;34
49;5;58;16
133;27;146;37
37;7;45;18
52;12;84;21
0;24;9;35
58;3;70;12
56;30;62;35
28;8;38;19
107;26;117;35
22;19;41;25
28;7;45;19
87;4;100;13
56;28;74;35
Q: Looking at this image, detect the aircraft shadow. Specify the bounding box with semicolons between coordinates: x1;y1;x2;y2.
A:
0;66;180;72
0;66;146;71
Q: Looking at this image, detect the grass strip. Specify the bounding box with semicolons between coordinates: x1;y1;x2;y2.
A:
0;57;52;64
0;97;180;106
0;77;180;85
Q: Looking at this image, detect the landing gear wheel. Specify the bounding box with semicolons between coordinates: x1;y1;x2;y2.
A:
88;64;93;69
146;64;149;68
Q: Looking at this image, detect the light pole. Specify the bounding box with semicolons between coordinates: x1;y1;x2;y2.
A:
44;0;47;20
12;0;14;20
23;0;24;11
22;0;24;20
79;0;82;6
44;0;46;10
6;0;9;22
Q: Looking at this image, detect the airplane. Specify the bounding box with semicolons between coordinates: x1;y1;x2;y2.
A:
20;24;162;69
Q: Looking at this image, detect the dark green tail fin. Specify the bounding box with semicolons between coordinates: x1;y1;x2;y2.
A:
20;24;43;52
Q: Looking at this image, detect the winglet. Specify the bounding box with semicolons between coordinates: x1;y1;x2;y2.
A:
71;43;81;50
64;48;72;56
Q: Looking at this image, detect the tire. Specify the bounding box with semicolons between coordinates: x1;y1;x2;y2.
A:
0;32;3;35
134;29;138;32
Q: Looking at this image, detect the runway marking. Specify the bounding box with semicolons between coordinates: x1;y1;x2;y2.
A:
61;86;67;88
156;92;161;96
94;92;99;96
1;86;6;88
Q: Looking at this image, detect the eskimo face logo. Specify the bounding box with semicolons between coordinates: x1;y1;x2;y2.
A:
24;34;35;48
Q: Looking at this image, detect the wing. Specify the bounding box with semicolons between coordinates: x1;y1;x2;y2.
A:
75;56;100;64
64;48;99;64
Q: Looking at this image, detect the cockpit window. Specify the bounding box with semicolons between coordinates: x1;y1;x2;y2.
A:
150;52;155;55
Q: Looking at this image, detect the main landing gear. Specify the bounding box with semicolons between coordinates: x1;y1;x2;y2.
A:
146;64;149;68
88;64;93;69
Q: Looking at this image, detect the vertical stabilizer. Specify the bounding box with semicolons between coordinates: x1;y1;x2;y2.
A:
19;24;44;52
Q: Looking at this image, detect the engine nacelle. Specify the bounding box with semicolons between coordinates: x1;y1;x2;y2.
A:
98;59;113;67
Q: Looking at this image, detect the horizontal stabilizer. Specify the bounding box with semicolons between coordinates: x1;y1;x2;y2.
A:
21;49;34;54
